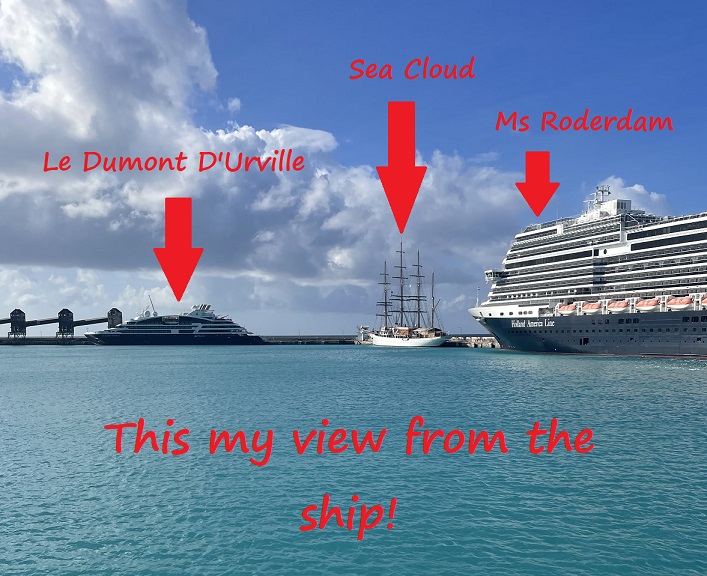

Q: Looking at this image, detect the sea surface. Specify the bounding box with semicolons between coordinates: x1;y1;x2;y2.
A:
1;345;705;575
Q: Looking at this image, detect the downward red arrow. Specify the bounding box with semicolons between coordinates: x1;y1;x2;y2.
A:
153;197;204;302
515;151;560;217
376;101;427;234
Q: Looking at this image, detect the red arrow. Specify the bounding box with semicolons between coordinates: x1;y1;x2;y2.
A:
153;197;204;302
376;101;427;234
515;151;560;217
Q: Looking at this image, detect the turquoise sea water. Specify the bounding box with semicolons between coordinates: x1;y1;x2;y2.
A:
1;345;705;575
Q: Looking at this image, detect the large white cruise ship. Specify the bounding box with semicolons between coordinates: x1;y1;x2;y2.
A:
469;186;707;356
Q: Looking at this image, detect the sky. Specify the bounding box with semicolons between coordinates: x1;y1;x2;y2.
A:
0;0;705;335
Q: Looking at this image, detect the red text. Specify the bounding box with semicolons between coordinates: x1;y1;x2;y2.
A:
300;494;397;540
496;111;530;132
350;57;476;80
293;419;387;455
83;151;188;172
542;109;672;132
198;150;304;172
405;415;508;455
104;418;190;455
526;418;595;454
209;427;274;466
43;151;71;172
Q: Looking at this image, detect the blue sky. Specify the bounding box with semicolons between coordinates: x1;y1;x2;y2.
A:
0;1;704;334
188;1;706;211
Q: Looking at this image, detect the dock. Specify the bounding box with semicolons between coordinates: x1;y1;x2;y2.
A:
442;336;498;348
262;335;499;347
0;336;94;345
263;335;357;345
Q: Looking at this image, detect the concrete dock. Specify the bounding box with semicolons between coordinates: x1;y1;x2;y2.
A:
443;336;498;348
263;335;358;345
0;337;94;345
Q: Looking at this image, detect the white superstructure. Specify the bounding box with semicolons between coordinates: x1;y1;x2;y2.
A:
470;186;707;321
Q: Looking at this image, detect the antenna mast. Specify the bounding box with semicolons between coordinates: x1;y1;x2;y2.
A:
593;184;611;207
148;295;156;315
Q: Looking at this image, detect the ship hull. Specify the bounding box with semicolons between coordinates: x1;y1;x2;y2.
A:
475;310;707;356
370;333;451;347
85;333;266;345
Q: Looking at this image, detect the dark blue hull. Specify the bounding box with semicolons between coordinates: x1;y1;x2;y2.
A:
87;333;266;345
481;310;707;356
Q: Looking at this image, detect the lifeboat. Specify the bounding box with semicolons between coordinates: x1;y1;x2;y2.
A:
607;300;630;313
702;295;707;308
558;304;577;316
666;296;693;311
582;302;601;314
635;298;660;313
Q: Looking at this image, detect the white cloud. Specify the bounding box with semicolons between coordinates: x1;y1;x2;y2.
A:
597;176;670;216
62;196;115;218
227;97;241;113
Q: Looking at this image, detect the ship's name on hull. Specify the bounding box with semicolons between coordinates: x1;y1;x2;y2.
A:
511;319;555;328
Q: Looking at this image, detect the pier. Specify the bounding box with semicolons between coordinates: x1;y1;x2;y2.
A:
443;336;498;348
263;335;358;345
0;307;122;341
0;336;95;345
262;335;498;347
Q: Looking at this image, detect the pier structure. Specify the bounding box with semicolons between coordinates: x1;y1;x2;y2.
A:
263;335;358;345
0;307;122;342
443;336;498;348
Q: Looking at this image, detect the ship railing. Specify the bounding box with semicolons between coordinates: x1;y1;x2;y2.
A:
513;222;622;248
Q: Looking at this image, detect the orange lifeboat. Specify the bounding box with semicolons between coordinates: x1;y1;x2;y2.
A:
666;296;693;311
607;300;630;313
635;298;660;312
558;304;577;316
702;295;707;308
582;302;601;314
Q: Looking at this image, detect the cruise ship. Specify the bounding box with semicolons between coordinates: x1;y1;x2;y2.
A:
86;303;265;345
469;186;707;356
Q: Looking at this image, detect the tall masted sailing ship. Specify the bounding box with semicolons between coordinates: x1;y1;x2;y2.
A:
363;244;450;347
469;186;707;356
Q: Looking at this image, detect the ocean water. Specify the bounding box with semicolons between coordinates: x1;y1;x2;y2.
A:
1;345;705;575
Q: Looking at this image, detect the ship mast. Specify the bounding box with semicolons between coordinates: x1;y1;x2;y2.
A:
431;271;436;328
393;242;407;326
409;250;424;329
376;261;390;329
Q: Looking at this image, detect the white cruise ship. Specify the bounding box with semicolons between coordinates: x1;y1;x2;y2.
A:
86;303;265;345
469;186;707;356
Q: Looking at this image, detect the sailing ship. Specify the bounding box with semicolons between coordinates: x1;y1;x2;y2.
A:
363;244;450;347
